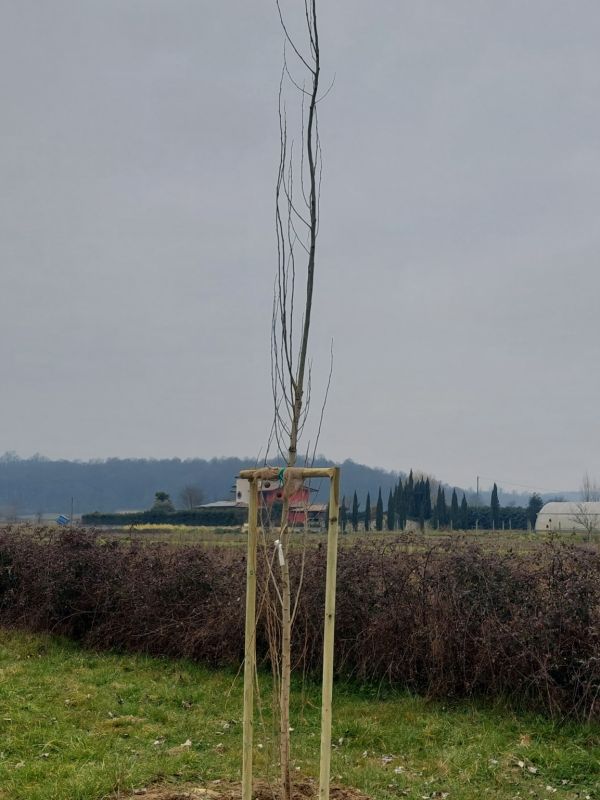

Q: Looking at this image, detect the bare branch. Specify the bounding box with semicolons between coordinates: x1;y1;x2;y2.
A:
310;339;334;466
276;0;314;73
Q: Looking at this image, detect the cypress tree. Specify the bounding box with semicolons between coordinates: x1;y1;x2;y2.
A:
440;488;448;526
450;489;459;530
364;492;371;532
491;483;500;530
413;477;423;520
351;491;359;532
386;489;395;531
435;486;449;528
406;470;415;519
433;486;441;529
396;481;406;530
424;478;432;519
340;496;348;533
527;493;543;530
460;493;469;529
375;488;384;531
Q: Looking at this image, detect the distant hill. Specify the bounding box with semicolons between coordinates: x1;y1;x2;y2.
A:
0;452;573;519
0;454;404;517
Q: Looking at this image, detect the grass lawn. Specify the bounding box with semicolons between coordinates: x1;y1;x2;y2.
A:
0;629;599;800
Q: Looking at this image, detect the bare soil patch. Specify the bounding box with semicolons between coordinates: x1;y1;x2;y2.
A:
117;779;370;800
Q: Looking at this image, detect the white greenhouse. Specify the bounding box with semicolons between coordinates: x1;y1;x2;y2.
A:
535;501;600;533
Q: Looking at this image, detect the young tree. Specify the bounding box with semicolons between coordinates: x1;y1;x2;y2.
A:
491;483;500;530
151;491;174;513
572;502;600;541
266;4;327;797
571;474;600;541
581;472;600;501
179;485;204;510
364;492;371;531
351;491;359;532
375;488;384;531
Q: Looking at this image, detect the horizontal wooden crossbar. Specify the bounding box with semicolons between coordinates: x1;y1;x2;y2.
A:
239;466;337;480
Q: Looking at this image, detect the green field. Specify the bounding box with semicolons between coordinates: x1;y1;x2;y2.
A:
0;629;599;800
82;521;589;545
11;521;600;554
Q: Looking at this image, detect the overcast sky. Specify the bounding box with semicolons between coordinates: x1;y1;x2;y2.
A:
1;1;599;493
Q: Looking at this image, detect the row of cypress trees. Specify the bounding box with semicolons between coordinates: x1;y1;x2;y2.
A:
339;471;504;532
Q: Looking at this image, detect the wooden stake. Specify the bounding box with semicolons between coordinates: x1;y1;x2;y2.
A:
242;479;259;800
319;467;340;800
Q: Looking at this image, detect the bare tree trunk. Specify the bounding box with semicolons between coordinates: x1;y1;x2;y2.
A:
279;501;293;800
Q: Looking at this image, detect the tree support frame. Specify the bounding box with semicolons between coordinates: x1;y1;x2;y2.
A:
239;466;341;800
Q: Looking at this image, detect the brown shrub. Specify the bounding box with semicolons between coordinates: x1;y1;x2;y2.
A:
0;527;599;719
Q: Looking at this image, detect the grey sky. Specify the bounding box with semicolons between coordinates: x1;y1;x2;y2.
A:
1;1;599;493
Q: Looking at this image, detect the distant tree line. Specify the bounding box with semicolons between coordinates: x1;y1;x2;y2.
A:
0;453;547;531
0;454;402;516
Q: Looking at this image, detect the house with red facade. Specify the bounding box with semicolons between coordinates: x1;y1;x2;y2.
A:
234;477;325;527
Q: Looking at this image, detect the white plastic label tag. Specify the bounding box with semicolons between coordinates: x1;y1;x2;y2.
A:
274;539;285;567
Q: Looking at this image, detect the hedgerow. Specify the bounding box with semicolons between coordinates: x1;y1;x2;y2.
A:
81;508;247;526
0;527;598;719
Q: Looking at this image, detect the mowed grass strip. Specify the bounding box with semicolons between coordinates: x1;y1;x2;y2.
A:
0;629;599;800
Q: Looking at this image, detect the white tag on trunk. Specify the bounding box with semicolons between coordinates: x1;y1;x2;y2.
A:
274;539;285;566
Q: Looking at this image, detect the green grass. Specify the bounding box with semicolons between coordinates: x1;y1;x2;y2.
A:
1;629;599;800
94;525;600;557
99;524;248;547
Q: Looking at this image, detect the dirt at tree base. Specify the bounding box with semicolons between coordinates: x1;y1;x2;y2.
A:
117;778;370;800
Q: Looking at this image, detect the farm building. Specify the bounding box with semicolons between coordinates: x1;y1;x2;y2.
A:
535;501;600;533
